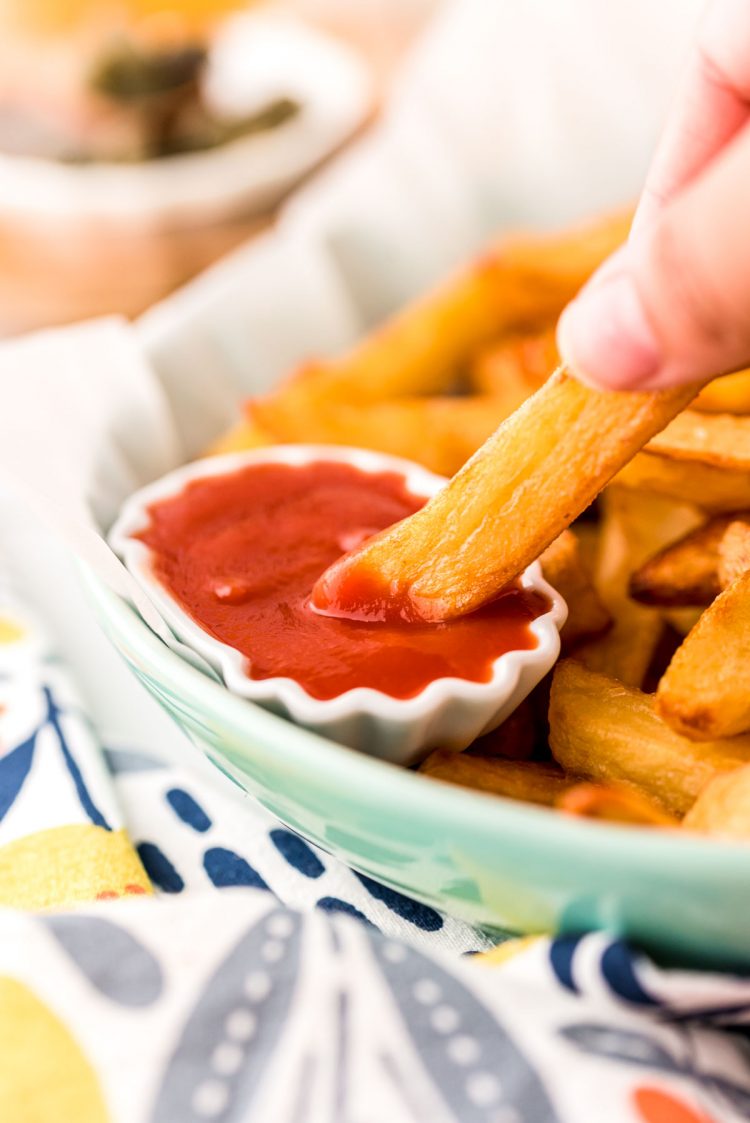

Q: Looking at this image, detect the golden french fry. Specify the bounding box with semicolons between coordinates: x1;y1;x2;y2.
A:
466;700;536;761
251;393;526;477
646;410;750;467
548;660;750;815
576;488;701;687
555;782;679;827
205;418;273;457
419;749;570;806
313;370;702;622
469;328;558;397
258;208;632;415
628;517;730;607
693;370;750;414
539;530;610;649
717;517;750;588
656;568;750;740
616;452;750;513
683;765;750;839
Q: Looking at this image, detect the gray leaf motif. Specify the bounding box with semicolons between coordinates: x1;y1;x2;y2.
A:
150;908;303;1123
368;933;561;1123
559;1024;682;1073
43;916;163;1007
709;1074;750;1117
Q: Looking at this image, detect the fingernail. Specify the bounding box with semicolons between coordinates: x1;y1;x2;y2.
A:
557;273;661;390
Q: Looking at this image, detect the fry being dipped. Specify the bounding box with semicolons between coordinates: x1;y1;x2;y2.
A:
311;369;702;623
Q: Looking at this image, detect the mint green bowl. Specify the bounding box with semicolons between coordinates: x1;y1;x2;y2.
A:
85;574;750;970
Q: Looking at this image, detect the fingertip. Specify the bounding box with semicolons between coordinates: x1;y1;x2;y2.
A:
556;274;662;392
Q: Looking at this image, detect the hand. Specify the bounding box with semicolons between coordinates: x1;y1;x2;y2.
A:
557;0;750;391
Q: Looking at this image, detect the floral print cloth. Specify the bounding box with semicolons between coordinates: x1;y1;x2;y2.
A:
1;592;749;1123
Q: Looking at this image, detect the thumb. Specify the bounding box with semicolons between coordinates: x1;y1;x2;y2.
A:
557;120;750;391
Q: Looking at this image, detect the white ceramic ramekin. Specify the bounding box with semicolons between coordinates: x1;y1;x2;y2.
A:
109;445;566;765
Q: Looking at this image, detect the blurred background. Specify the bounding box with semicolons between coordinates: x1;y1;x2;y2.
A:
0;0;702;338
0;0;437;335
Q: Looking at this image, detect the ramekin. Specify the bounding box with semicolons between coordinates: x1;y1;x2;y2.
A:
109;446;566;765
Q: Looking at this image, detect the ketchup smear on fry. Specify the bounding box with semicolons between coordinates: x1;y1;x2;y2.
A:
138;461;546;701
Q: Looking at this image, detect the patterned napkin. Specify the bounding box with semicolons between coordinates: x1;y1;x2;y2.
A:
1;589;750;1123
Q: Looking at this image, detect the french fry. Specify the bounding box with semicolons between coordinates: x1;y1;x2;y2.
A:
717;517;750;588
556;783;679;827
576;488;701;686
646;410;750;467
466;700;536;761
206;417;273;456
251;393;526;477
539;530;610;649
419;749;571;806
628;517;730;607
683;765;750;839
656;568;750;740
616;452;750;512
548;660;750;815
313;370;702;622
261;209;632;413
469;328;558;397
693;369;750;414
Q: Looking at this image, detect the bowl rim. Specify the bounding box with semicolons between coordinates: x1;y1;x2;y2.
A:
108;444;565;723
83;566;750;878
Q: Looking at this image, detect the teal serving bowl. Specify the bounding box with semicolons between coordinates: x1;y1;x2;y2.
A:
85;574;750;970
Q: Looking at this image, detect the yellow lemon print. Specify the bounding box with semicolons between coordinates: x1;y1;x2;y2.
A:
0;615;25;646
0;824;151;911
477;935;542;967
0;977;109;1123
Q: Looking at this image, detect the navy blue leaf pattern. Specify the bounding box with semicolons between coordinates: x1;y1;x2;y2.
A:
0;736;35;821
137;842;185;893
316;898;375;927
203;847;268;890
354;873;443;931
270;829;325;879
549;935;582;994
601;940;658;1006
166;788;212;833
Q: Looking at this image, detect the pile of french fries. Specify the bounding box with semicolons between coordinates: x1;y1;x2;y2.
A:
212;209;750;842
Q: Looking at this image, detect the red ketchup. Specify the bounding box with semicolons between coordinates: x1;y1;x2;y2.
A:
138;461;547;701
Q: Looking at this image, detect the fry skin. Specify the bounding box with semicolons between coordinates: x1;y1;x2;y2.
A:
465;700;536;761
578;488;702;687
539;530;610;649
419;749;571;807
717;517;750;588
693;370;750;414
548;660;750;816
313;370;702;623
556;783;679;828
469;328;558;397
628;516;730;608
656;568;750;741
683;765;750;839
251;394;525;477
616;452;750;513
645;410;750;468
261;209;632;413
206;418;273;456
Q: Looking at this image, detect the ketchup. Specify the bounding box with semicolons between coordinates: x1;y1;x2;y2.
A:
138;461;547;701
